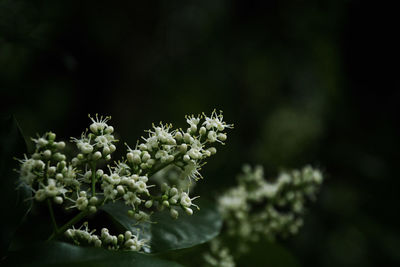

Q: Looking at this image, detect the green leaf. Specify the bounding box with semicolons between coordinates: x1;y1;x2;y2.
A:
101;199;222;253
2;241;183;267
0;115;31;256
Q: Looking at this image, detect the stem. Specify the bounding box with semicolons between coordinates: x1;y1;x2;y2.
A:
47;199;58;232
91;162;96;196
47;210;88;242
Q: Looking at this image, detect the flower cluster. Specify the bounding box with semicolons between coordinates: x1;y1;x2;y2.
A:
65;222;147;251
17;110;232;251
204;164;323;266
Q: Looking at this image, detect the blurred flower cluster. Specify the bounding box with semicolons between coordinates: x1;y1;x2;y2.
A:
204;165;324;266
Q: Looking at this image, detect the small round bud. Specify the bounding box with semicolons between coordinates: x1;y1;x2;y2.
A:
162;200;170;207
47;166;56;176
190;125;197;133
110;144;116;153
199;127;207;135
32;153;41;159
56;141;66;150
118;234;124;243
125;231;132;240
79;191;87;197
55;173;63;180
43;150;52;159
170;187;178;196
180;144;187;153
105;154;111;161
128;210;135;217
94;239;102;247
53;196;63;204
105;126;114;134
93;151;102;160
96;169;104;177
77;154;84;160
184;207;193;215
102;146;111;155
145;200;153;208
116;185;125;195
127;152;134;162
48;132;56;141
89;206;97;213
175;132;183;141
90;123;98;133
170;208;179;219
65;229;73;238
89;196;98;205
208;147;217;155
217;133;227;141
183;155;190;162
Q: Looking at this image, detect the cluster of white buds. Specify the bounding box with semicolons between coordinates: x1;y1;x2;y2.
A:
203;239;235;267
17;132;76;205
64;222;147;251
204;165;324;266
71;115;117;165
218;165;323;244
17;110;232;251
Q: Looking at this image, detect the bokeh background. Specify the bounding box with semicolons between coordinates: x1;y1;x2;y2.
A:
1;0;398;266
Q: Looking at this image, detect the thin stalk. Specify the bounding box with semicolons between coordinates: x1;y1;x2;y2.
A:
47;210;88;242
47;199;58;232
91;162;96;196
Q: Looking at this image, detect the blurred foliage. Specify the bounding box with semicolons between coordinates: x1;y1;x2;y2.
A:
1;0;399;266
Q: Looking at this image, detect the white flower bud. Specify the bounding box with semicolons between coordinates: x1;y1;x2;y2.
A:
183;155;190;162
183;133;193;143
43;150;52;159
56;141;66;150
175;132;183;141
199;127;207;135
105;126;114;134
81;143;93;154
96;169;104;177
88;205;97;214
170;187;178;196
89;196;98;205
207;131;217;142
184;207;193;215
145;200;153;208
90;123;98;133
105;154;111;161
162;200;170;207
37;138;48;147
142;152;151;162
94;239;102;247
117;185;125;195
35;189;46;201
102;146;111;155
217;133;227;141
55;173;63;180
47;166;56;176
127;152;134;162
110;144;116;153
53;196;63;204
93;151;102;160
180;144;187;153
170;208;179;219
208;147;217;155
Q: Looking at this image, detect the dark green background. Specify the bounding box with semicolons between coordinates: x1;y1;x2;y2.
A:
1;0;398;266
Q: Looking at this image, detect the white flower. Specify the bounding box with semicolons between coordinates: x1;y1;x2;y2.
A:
89;114;111;133
202;110;233;131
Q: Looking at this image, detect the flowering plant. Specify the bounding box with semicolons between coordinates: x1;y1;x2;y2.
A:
0;111;323;266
